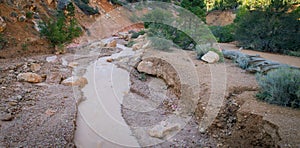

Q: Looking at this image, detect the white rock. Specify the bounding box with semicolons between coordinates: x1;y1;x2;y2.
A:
46;55;57;62
201;51;220;63
17;72;42;83
148;121;180;139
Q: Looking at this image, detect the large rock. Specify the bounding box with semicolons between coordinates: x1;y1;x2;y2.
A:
57;0;71;10
17;72;42;83
106;40;117;48
137;61;155;75
61;76;87;87
201;51;220;63
0;16;6;32
148;121;180;139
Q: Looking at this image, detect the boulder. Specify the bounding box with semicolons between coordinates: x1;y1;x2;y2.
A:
30;63;41;72
17;72;42;83
61;76;87;87
201;51;220;63
0;16;6;32
137;61;155;75
106;40;117;48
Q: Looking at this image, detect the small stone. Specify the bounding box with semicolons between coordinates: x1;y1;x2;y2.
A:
61;76;88;87
8;102;18;106
45;109;56;116
199;128;206;134
30;63;41;72
46;55;57;62
217;123;223;128
0;113;14;121
132;43;141;51
18;15;26;22
17;72;42;83
106;58;113;62
148;121;180;139
106;40;117;48
68;62;79;68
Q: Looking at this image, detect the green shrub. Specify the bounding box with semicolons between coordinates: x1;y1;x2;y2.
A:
126;40;135;47
26;11;34;19
0;33;7;50
39;11;82;47
209;24;235;43
234;2;300;54
131;30;145;39
256;67;300;108
149;37;172;51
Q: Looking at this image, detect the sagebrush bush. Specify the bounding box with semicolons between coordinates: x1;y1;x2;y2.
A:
256;67;300;108
236;55;250;69
149;37;172;51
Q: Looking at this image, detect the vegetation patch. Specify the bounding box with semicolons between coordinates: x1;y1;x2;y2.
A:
256;67;300;108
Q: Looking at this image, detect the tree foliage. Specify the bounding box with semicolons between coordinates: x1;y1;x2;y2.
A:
234;1;300;54
39;3;82;47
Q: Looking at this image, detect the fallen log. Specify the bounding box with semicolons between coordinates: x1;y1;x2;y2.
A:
222;49;299;73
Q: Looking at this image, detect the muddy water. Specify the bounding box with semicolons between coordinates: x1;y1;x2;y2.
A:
74;41;140;147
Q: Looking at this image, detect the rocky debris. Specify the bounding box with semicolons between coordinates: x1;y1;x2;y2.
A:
201;51;220;63
137;58;180;97
106;40;117;48
30;63;41;72
0;16;6;32
46;55;58;62
17;72;42;83
46;72;63;84
61;76;87;87
148;121;180;139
